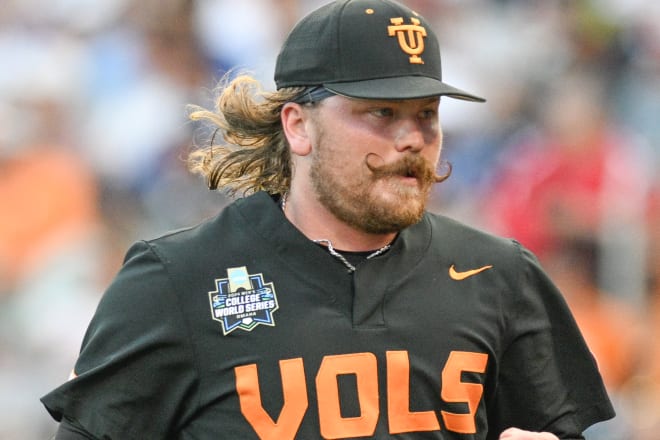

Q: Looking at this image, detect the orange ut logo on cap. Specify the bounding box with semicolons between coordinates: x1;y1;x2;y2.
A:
388;17;427;64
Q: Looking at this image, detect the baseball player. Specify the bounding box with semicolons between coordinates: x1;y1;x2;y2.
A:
42;0;614;439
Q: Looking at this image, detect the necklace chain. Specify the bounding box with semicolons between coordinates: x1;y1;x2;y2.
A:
281;193;391;273
280;192;288;211
312;239;391;273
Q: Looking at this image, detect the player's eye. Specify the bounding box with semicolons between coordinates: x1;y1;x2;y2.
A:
419;108;437;119
371;107;394;118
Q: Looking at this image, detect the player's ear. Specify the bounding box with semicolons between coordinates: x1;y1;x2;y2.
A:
281;102;312;156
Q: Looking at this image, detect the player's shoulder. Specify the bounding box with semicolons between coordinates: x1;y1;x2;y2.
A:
129;192;272;266
423;211;523;261
148;214;222;250
143;194;259;250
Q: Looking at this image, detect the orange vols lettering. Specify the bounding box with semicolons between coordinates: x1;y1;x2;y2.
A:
440;351;488;434
386;350;441;433
316;353;379;439
235;350;489;438
235;358;308;440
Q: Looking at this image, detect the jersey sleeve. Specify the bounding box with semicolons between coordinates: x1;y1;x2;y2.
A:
487;242;615;438
41;241;199;439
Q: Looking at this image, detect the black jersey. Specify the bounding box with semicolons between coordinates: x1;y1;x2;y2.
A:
41;191;614;439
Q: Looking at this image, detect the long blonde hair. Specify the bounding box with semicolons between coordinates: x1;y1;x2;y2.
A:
188;74;304;196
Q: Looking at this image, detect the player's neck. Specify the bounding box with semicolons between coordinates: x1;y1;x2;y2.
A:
281;191;396;253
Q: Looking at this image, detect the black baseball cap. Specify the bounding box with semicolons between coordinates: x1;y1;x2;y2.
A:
275;0;485;102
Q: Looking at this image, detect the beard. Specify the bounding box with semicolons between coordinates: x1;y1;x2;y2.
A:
310;143;443;234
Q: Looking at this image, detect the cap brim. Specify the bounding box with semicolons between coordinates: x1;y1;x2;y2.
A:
324;76;485;102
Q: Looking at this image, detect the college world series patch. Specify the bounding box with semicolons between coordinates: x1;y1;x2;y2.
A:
209;266;279;335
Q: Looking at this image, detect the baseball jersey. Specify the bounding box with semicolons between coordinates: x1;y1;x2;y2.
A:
41;191;614;439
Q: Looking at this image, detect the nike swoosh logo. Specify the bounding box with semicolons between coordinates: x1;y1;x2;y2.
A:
449;264;493;281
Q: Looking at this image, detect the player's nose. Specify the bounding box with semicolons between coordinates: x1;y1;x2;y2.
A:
393;119;426;153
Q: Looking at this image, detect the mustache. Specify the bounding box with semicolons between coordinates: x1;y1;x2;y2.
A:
364;153;452;184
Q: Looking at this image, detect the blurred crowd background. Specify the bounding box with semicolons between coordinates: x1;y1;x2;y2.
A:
1;0;658;438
